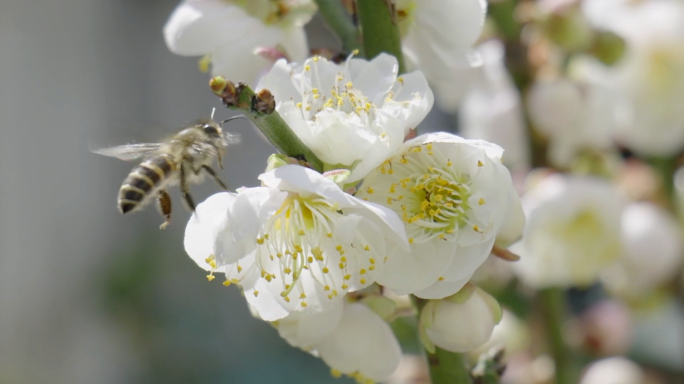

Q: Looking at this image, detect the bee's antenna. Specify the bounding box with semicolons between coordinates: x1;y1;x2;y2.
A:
211;107;216;121
220;115;247;125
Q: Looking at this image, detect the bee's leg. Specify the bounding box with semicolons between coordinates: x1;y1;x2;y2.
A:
180;163;196;212
157;189;172;229
201;165;229;190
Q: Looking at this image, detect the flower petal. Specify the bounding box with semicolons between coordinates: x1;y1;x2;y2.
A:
184;192;235;270
378;241;456;294
412;274;471;299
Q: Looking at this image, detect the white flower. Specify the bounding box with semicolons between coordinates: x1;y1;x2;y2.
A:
314;301;402;383
602;202;683;298
164;0;315;82
459;40;530;171
396;0;487;111
257;54;433;182
580;357;644;384
184;164;408;320
580;0;684;156
420;283;502;353
511;174;623;288
355;132;523;299
471;309;530;359
527;77;617;167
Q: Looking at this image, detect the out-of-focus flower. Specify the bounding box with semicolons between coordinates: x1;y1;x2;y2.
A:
356;133;523;299
576;300;632;356
511;174;623;288
396;0;487;111
420;283;502;353
580;357;644;384
580;0;684;156
527;77;616;167
459;40;530;171
632;299;684;372
164;0;315;82
385;355;430;384
257;54;433;182
602;202;683;298
184;165;408;320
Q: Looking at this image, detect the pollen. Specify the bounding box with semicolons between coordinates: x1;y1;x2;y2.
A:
322;267;329;273
360;279;366;284
300;293;307;299
438;276;445;281
359;269;367;275
341;283;348;290
284;296;291;303
298;229;305;236
479;198;485;205
304;65;311;71
366;187;374;194
313;56;320;62
237;265;243;273
308;256;314;263
253;290;259;297
344;274;352;280
478;160;484;167
324;285;330;291
409;238;414;244
301;302;308;307
206;274;215;282
256;237;265;245
364;245;371;251
223;280;231;286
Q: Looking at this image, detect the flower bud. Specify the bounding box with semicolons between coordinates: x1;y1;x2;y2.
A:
420;283;502;353
580;357;644;384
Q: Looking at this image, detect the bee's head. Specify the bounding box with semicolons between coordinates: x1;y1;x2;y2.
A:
202;121;223;138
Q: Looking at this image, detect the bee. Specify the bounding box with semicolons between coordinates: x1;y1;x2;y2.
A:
93;115;240;229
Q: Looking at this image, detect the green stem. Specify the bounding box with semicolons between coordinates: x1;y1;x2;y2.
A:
210;77;324;171
539;288;577;384
412;296;473;384
313;0;363;54
356;0;406;73
650;156;678;207
427;348;474;384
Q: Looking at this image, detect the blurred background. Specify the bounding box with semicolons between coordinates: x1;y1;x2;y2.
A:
2;0;684;383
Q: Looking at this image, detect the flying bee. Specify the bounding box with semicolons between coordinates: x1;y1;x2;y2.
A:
93;115;240;229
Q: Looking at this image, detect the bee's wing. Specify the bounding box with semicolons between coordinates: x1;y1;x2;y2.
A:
92;143;162;161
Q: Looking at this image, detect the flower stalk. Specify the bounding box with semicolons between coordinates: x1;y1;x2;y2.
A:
210;76;324;171
356;0;406;73
539;288;578;384
313;0;363;54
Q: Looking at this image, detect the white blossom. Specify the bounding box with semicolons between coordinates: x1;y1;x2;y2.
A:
459;40;530;171
527;77;617;167
257;53;433;182
420;283;502;353
580;0;684;156
184;165;408;320
580;357;644;384
163;0;315;82
396;0;488;111
355;132;523;299
511;174;623;288
602;202;683;298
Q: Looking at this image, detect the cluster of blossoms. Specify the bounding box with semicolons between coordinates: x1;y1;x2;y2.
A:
163;1;523;381
161;0;684;382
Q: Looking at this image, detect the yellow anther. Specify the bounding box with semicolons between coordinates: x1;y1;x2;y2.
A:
364;245;371;251
313;56;320;62
368;265;375;271
344;274;352;280
409;238;414;244
305;65;311;71
479;198;485;205
206;274;215;282
209;260;217;269
294;245;303;253
324;285;331;291
345;81;353;89
333;290;338;296
312;88;319;94
284;268;292;274
301;302;308;307
386;197;393;205
341;283;349;290
426;143;433;151
478;160;484;167
256;237;265;245
336;245;343;251
300;293;307;299
322;267;330;273
366;187;374;194
400;157;408;164
223;280;231;286
438;276;445;281
327;233;333;238
360;279;366;284
284;296;291;302
398;77;404;84
308;256;314;263
340;256;347;262
205;255;215;263
447;159;453;167
388;168;394;174
339;262;345;269
237;265;242;273
473;225;482;233
264;234;269;240
296;102;302;108
328;294;334;299
277;252;283;258
352;49;360;55
369;257;375;264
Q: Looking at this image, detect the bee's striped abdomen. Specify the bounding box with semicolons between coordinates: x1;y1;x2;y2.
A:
118;153;177;214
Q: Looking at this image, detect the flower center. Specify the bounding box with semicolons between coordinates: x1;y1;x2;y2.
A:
292;55;406;129
360;142;483;243
253;194;379;307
